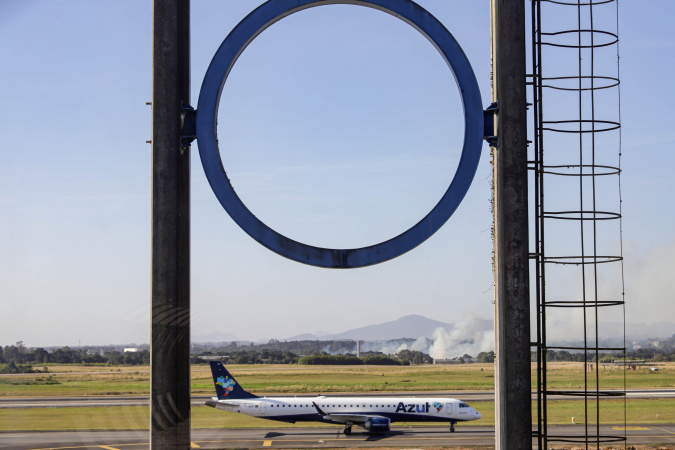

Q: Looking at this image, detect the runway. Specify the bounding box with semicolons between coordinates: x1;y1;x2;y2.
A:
2;389;674;409
2;425;675;449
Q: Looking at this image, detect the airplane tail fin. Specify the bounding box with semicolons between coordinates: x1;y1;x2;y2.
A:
209;361;257;400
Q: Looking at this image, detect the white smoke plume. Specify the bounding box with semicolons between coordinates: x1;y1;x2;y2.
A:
362;315;494;360
361;336;431;356
427;316;494;359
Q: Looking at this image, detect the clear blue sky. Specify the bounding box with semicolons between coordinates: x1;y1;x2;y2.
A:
1;0;673;347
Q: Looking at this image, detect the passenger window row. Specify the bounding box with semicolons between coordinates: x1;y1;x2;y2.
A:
269;404;393;408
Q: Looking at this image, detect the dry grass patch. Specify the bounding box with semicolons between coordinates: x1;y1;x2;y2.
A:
2;362;674;397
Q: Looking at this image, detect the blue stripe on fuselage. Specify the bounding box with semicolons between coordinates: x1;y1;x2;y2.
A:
257;412;473;424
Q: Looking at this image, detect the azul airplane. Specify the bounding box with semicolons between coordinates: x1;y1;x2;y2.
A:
206;361;482;435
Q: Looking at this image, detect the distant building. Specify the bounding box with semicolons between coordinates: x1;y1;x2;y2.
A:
434;358;461;365
123;348;138;353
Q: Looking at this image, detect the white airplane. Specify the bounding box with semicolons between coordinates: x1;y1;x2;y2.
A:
205;361;482;435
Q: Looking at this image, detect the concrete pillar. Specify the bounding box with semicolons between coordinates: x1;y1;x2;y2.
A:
491;0;532;448
151;0;191;447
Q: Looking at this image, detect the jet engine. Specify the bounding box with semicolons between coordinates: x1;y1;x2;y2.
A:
364;417;390;433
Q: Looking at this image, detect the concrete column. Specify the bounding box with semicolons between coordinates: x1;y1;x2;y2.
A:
491;0;532;448
151;0;191;448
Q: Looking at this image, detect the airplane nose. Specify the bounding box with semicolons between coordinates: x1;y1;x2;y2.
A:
474;409;482;419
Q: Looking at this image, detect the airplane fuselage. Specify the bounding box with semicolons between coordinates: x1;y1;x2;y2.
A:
206;361;482;434
208;395;481;424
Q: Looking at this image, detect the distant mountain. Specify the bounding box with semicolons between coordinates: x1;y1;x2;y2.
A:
285;330;334;341
318;315;456;341
195;317;675;345
285;333;321;341
582;321;675;339
646;321;675;338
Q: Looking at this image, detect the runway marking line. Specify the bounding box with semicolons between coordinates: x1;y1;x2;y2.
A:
26;434;675;450
30;446;94;450
263;440;272;446
191;436;495;445
648;426;675;436
28;443;149;450
191;443;201;448
614;426;650;430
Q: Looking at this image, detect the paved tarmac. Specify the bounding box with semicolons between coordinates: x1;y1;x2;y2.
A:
2;389;673;409
2;390;672;448
1;425;675;449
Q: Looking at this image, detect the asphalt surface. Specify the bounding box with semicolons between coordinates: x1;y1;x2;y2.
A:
1;389;674;409
1;425;675;449
2;390;673;448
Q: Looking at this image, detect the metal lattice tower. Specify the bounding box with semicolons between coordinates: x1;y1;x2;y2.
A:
529;0;626;447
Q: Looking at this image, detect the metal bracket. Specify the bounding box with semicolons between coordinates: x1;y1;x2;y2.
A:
180;102;196;147
483;102;499;147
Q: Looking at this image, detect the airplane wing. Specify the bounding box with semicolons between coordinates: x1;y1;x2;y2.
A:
311;402;386;425
205;399;240;409
320;413;388;425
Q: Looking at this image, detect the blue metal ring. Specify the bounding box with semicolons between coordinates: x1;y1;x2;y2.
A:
196;0;483;268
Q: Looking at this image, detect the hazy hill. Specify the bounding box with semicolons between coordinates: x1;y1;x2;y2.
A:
284;330;333;341
605;321;675;339
192;316;675;344
288;314;457;341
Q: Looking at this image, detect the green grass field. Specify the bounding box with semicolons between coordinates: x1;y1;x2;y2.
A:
2;399;673;432
1;362;673;432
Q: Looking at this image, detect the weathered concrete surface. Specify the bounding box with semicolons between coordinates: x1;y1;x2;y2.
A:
491;0;532;448
151;0;191;448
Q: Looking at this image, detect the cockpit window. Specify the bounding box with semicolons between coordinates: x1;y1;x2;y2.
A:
459;403;469;408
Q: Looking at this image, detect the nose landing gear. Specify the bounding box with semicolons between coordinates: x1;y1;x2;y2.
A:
450;421;457;433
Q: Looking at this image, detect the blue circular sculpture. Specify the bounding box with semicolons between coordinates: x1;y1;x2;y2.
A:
196;0;483;268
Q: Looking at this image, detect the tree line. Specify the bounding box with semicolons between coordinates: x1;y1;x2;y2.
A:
2;340;495;371
297;354;406;365
6;336;672;373
0;342;150;373
191;338;427;358
532;347;675;363
191;349;436;366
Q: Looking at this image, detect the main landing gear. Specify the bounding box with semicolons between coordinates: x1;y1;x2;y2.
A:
450;421;457;433
343;425;352;435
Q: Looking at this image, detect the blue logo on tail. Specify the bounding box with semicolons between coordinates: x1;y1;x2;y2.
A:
209;361;257;399
216;376;236;396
